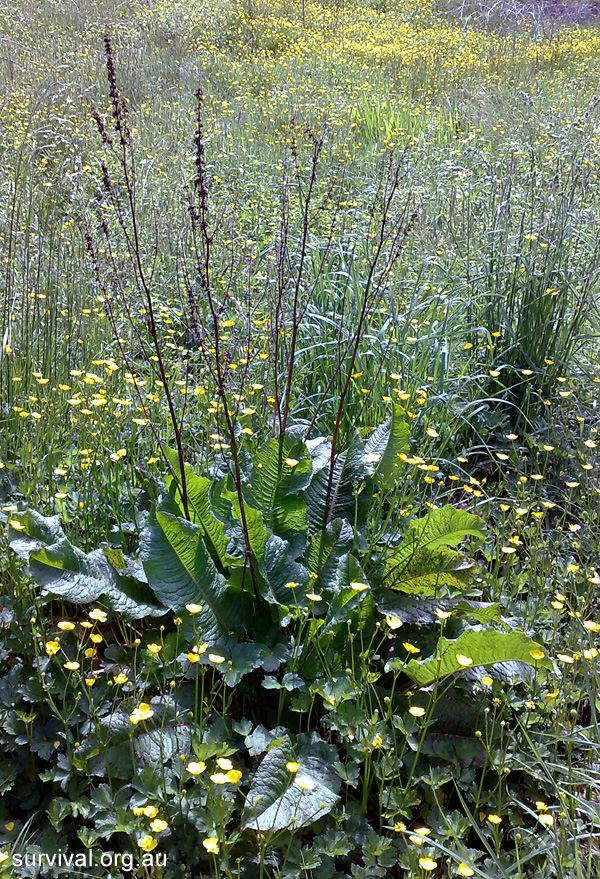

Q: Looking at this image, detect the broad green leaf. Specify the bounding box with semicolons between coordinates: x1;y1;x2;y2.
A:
9;512;165;619
259;535;310;606
76;706;192;776
141;506;240;640
241;737;340;832
224;490;269;563
8;510;65;560
164;447;232;570
305;519;354;592
321;554;373;630
364;405;410;491
406;505;485;549
405;629;553;686
247;435;311;535
385;506;484;590
305;433;368;532
386;547;478;595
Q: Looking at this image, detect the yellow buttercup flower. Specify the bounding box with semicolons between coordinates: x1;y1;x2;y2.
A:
137;835;157;853
409;706;426;717
294;776;316;790
456;654;473;667
203;837;219;854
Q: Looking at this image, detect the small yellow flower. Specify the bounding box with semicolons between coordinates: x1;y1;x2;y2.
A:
426;428;439;438
149;818;168;832
208;653;225;664
385;615;403;629
203;837;219;854
538;814;554;827
557;654;574;664
409;706;426;717
529;649;545;661
187;652;200;663
350;581;368;591
186;761;207;775
45;640;60;656
487;814;502;824
458;864;475;877
216;757;233;771
5;823;14;832
481;676;493;687
294;776;316;790
130;703;154;724
434;608;451;620
89;608;107;622
137;835;157;853
63;661;80;671
583;620;600;633
90;633;103;644
306;592;323;601
210;773;231;784
0;852;8;864
185;603;203;614
566;564;580;574
456;654;473;667
226;769;242;783
143;806;159;819
284;581;300;589
85;678;96;687
285;458;299;467
546;689;559;702
419;857;438;871
394;820;407;832
403;642;421;654
147;643;162;654
286;761;300;773
113;673;128;685
57;621;75;631
371;734;383;748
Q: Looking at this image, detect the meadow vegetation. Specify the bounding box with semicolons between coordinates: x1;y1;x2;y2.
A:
1;0;600;876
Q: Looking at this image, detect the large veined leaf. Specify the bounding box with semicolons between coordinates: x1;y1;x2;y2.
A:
141;505;240;641
164;447;232;570
7;510;65;560
223;490;270;563
384;506;484;592
259;535;310;607
321;554;373;631
75;706;193;778
405;628;553;686
364;405;410;491
247;435;311;535
8;512;166;619
241;737;340;832
305;519;355;592
385;546;479;595
305;433;368;533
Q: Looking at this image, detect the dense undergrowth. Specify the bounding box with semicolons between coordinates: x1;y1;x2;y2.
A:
1;0;600;877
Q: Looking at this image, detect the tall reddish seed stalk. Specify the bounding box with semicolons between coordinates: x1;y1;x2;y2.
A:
84;31;414;608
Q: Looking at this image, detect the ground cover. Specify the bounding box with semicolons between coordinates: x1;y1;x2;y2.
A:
1;0;600;876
